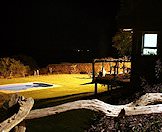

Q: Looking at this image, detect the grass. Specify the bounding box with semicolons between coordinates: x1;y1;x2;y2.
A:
0;74;107;103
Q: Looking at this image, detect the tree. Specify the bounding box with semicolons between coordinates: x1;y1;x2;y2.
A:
0;57;29;78
112;29;132;57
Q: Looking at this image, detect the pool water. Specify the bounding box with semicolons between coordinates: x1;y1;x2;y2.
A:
0;82;53;91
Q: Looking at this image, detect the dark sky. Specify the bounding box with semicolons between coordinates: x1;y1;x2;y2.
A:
0;1;120;67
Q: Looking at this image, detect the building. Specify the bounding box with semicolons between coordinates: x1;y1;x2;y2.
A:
117;0;162;91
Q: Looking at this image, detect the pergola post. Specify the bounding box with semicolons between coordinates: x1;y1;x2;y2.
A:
92;59;95;82
94;82;97;95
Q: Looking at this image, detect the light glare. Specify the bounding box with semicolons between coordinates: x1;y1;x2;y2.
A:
144;34;157;47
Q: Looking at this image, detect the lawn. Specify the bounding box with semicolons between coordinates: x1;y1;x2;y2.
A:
0;74;107;103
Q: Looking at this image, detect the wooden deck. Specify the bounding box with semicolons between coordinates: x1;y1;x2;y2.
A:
93;75;130;94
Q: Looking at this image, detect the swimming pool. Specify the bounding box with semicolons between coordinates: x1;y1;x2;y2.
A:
0;82;55;91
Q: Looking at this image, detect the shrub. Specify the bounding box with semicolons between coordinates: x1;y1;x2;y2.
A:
0;57;29;78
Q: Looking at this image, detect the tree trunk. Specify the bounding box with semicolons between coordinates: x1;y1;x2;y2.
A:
13;121;26;132
0;96;34;132
1;93;162;131
26;93;162;119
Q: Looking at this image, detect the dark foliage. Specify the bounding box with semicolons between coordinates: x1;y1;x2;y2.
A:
87;114;162;132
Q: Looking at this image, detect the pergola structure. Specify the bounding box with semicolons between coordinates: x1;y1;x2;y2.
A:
92;58;131;94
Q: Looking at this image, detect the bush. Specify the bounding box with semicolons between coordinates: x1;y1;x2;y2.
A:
0;57;30;78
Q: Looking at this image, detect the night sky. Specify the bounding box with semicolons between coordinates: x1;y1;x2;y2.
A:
0;1;120;67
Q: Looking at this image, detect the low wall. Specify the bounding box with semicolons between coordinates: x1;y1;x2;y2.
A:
43;62;131;74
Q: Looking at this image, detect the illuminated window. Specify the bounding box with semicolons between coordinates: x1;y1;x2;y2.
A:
142;33;158;55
